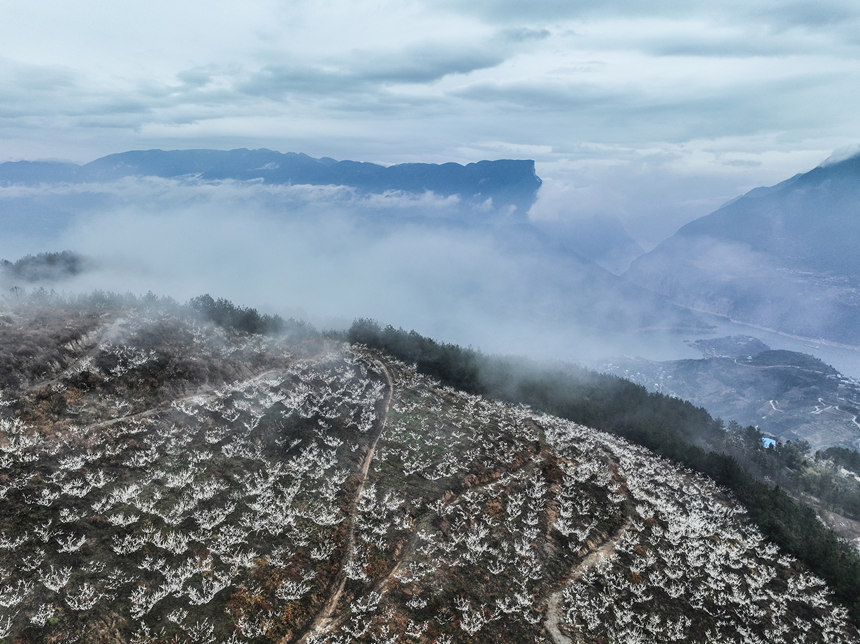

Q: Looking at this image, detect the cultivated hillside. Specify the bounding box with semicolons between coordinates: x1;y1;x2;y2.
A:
625;152;860;346
0;298;855;642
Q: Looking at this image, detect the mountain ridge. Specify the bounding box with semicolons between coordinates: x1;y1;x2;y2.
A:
0;148;543;214
625;151;860;345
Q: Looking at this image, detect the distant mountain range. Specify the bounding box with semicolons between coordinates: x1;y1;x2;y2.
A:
0;148;542;214
626;152;860;346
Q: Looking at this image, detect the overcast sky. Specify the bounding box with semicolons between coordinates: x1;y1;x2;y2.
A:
2;0;859;244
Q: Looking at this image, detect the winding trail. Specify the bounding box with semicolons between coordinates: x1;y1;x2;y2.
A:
295;357;394;643
64;367;289;436
545;516;632;644
366;458;541;607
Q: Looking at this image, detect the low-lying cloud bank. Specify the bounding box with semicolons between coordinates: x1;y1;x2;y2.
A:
0;176;709;365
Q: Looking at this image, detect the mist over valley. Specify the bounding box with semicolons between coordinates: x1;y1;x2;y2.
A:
0;150;717;370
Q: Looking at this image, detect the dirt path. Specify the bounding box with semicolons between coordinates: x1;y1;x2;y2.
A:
544;517;632;644
65;367;289;436
304;438;544;641
295;358;393;643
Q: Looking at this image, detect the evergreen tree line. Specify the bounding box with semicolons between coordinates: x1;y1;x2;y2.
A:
348;318;860;622
0;250;87;282
821;446;860;477
188;294;292;335
2;288;311;339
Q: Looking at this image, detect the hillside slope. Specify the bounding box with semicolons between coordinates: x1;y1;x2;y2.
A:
625;152;860;346
0;299;855;642
603;338;860;452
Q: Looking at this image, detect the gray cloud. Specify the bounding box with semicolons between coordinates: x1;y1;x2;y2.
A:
643;35;817;59
453;80;624;115
751;0;860;30
437;0;620;22
446;0;860;29
0;60;80;118
240;44;506;102
239;65;349;98
360;45;506;84
500;27;552;42
175;68;215;89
